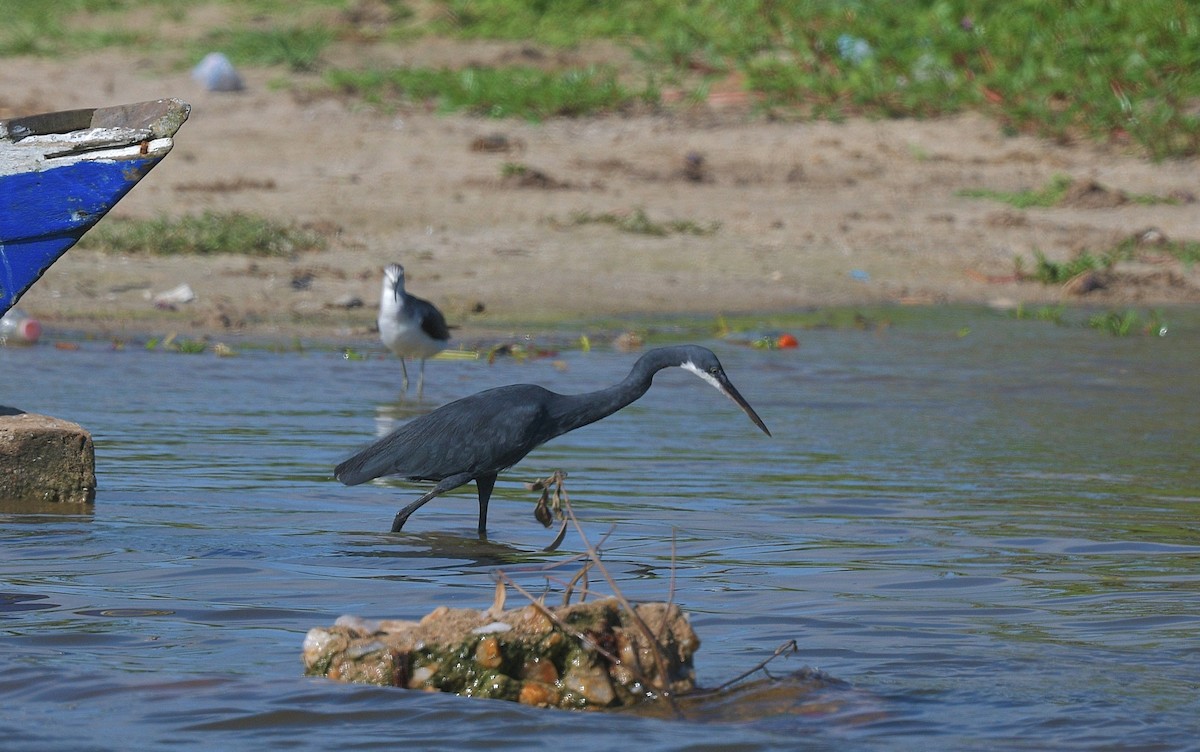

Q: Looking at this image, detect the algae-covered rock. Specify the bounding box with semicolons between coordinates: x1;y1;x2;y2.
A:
302;598;699;710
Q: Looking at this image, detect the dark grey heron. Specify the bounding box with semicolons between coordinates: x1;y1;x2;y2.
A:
335;344;771;535
377;263;450;394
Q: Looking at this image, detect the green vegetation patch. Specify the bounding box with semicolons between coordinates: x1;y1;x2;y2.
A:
5;1;1199;157
1015;233;1200;287
1113;236;1200;266
434;0;1200;158
1017;249;1108;285
145;333;210;353
736;1;1200;158
0;0;147;55
1009;303;1168;337
82;211;326;257
200;25;332;72
562;207;719;236
1088;309;1168;337
1009;304;1066;325
959;175;1075;209
960;175;1185;209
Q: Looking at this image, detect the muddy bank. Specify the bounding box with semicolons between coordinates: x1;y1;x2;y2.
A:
3;51;1198;340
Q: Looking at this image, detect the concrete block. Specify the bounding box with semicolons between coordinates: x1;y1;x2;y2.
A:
0;412;96;507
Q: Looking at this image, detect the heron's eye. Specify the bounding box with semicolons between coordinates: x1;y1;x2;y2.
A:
709;366;719;375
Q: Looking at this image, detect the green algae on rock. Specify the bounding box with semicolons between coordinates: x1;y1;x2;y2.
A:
302;597;699;710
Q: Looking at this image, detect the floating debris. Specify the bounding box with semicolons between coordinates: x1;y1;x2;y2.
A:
1062;269;1105;296
613;331;644;352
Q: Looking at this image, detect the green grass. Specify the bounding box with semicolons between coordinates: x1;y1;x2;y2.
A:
0;0;146;55
959;175;1075;209
1017;232;1200;287
81;212;327;257
1019;249;1108;285
960;174;1185;209
1010;304;1066;324
201;26;332;72
563;207;720;236
387;0;1200;157
440;0;1199;157
1112;236;1200;266
1009;304;1167;337
1088;309;1168;337
324;65;652;119
4;1;1199;157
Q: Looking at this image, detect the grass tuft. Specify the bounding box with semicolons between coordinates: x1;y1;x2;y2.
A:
1021;249;1107;285
1087;309;1168;337
82;212;327;257
1010;304;1066;324
959;175;1074;209
564;207;720;236
201;25;332;72
1016;233;1200;288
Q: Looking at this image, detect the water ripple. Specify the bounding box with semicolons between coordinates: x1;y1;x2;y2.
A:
1;310;1199;749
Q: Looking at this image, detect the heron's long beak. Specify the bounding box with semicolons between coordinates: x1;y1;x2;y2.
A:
717;376;771;437
390;277;403;301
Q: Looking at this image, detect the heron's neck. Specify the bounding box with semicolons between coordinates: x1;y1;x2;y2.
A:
548;372;654;437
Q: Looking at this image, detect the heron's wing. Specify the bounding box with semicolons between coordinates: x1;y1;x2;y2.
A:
334;386;552;486
335;427;412;485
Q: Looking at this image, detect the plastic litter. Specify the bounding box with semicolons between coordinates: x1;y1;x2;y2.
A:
192;52;244;92
152;283;196;309
0;308;42;345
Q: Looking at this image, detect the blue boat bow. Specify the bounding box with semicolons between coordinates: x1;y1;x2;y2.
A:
0;98;190;316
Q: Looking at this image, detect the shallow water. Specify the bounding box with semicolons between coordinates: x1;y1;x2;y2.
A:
2;307;1198;751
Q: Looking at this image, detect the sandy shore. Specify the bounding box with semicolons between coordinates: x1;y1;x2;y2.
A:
5;49;1199;341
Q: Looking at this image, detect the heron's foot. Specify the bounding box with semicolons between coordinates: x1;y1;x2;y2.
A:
390;510;410;533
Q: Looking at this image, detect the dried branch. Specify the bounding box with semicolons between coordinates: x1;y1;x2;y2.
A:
709;639;800;693
555;482;678;707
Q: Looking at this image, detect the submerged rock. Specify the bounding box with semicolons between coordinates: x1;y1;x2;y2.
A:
302;597;699;710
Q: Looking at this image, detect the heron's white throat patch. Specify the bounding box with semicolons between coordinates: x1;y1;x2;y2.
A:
681;360;723;392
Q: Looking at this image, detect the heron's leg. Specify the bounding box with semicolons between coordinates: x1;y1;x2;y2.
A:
416;359;426;398
391;473;474;533
391;488;439;532
399;358;410;392
475;473;498;538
